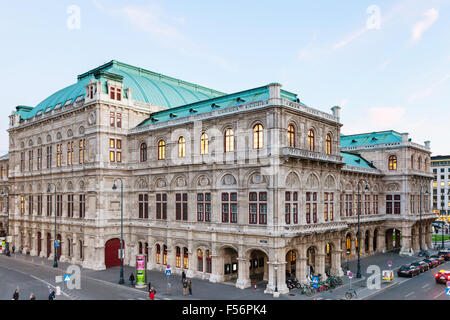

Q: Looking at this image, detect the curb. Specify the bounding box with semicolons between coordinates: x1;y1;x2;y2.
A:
360;281;399;300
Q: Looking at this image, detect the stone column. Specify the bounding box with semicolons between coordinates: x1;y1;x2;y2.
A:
30;232;38;256
368;232;374;254
264;261;276;293
263;257;269;281
186;247;195;278
400;227;413;256
209;251;224;283
331;248;344;277
378;231;386;253
236;257;251;289
316;253;327;280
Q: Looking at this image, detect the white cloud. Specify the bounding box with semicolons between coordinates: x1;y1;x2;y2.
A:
411;8;439;43
408;73;450;103
368;107;406;126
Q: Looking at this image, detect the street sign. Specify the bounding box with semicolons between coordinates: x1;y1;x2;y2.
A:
446;288;450;296
63;274;71;282
165;268;172;276
312;276;319;289
348;272;353;279
387;261;392;268
118;249;124;259
54;240;60;248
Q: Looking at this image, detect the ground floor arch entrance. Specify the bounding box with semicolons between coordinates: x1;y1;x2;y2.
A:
306;246;316;278
105;238;124;268
385;228;401;250
248;249;268;283
220;247;238;282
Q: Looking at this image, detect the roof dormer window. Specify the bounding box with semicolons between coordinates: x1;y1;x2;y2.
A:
54;103;62;110
110;86;122;101
64;99;72;107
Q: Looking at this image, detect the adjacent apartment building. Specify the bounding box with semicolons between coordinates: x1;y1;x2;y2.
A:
3;60;436;294
431;155;450;221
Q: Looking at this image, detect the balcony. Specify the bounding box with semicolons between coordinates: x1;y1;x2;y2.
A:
281;147;344;164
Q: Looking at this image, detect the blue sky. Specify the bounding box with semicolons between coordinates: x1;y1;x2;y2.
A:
0;0;449;155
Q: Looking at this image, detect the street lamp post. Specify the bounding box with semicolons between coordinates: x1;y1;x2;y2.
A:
419;185;429;254
112;178;125;285
356;179;369;279
47;183;58;268
1;187;10;256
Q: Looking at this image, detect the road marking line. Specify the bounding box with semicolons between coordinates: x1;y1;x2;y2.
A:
405;291;415;298
422;284;430;289
433;292;443;299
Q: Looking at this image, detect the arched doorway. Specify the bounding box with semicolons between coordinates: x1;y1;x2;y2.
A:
365;230;370;253
385;229;401;250
220;246;238;282
306;246;316;278
373;229;378;252
285;249;296;279
37;232;42;257
325;243;333;276
56;234;62;260
105;238;124;268
46;233;51;258
248;249;268;283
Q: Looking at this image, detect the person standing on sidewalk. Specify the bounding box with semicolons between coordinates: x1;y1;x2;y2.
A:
12;289;19;300
183;280;188;296
188;280;192;295
182;271;186;283
129;273;135;286
12;245;15;254
149;289;155;300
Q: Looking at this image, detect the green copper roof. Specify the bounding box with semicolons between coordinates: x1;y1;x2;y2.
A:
17;60;226;120
340;130;403;148
340;151;374;169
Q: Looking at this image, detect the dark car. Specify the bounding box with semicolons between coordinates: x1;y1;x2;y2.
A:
434;270;450;284
411;261;428;273
430;255;445;265
397;265;420;278
437;250;450;261
423;259;438;268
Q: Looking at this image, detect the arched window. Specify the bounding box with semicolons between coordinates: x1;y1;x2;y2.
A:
156;244;161;264
163;245;167;265
197;249;203;272
176;246;181;268
206;250;212;273
140;143;147;162
178;137;185;158
308;129;315;151
287;124;295;147
326;134;332;155
224;129;234;152
253;124;263;149
158;140;166;160
418;156;421;170
183;247;189;269
201;133;208;155
388;155;397;170
346;234;351;254
138;241;143;254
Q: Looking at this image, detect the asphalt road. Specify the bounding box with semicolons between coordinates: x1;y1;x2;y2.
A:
367;260;450;300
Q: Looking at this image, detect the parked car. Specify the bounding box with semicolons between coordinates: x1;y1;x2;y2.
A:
397;265;420;278
430;255;445;265
423;258;439;268
411;261;428;273
421;259;433;269
434;270;450;284
437;249;450;261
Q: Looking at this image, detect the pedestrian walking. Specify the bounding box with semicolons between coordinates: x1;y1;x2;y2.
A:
12;245;15;254
148;282;152;293
129;273;135;286
48;290;55;300
188;280;192;295
183;279;188;296
181;270;186;283
30;293;36;300
12;289;19;300
149;289;155;300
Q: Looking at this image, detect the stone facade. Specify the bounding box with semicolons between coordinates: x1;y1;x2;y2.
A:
5;62;436;294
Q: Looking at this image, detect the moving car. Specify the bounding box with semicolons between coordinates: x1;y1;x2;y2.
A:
397;265;420;278
437;249;450;261
411;261;429;273
434;270;450;284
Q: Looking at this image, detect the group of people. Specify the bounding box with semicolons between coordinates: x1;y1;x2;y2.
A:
11;288;55;300
182;271;193;296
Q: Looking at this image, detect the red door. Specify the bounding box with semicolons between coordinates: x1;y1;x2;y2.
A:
105;238;124;268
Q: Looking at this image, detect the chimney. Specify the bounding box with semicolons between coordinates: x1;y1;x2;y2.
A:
401;133;409;143
331;106;341;121
424;141;430;149
268;83;281;100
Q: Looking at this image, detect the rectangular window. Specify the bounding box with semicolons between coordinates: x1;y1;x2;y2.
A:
373;195;378;214
345;194;353;216
364;195;370;215
47;195;52;216
20;152;25;172
197;193;211;222
47;146;52;168
156;193;167;220
386;195;393;214
305;192;318;223
394;195;401;214
20;196;25;215
56;194;63;217
259;192;267;225
28;195;33;215
79;139;86;164
249;192;258;224
56;144;62;167
110;87;115;100
116;113;122;128
221;192;237;223
110;139;122;163
410;195;415;214
110;112;115;127
28;150;33;171
79;194;85;218
324;192;334;221
67;194;74;218
37;148;42;170
175;193;188;221
138;194;149;219
116;88;122;101
285;191;299;224
37;195;42;216
67;141;73;166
